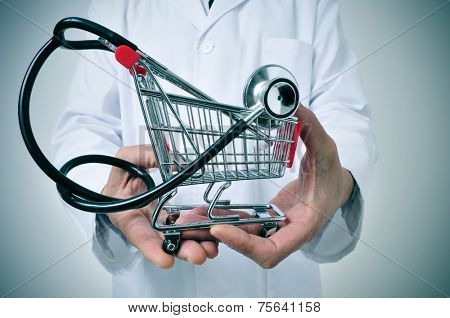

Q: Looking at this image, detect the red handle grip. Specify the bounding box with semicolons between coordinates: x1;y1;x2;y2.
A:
115;45;140;69
287;119;302;168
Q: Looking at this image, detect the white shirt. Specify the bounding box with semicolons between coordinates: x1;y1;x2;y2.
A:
51;0;376;297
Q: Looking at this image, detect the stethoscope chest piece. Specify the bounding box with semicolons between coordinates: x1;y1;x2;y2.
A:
243;64;299;128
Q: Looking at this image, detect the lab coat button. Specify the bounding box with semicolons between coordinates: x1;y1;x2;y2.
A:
200;41;214;54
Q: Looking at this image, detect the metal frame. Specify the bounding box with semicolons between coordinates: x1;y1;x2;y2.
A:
118;42;299;252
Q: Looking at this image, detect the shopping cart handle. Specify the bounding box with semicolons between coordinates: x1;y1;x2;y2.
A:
287;119;302;169
115;45;141;69
53;17;138;51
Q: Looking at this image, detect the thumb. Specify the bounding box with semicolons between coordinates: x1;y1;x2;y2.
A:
295;105;330;155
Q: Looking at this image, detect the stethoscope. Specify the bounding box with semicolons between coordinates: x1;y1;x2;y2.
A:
19;17;300;215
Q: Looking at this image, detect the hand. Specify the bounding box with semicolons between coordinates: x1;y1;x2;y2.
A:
210;106;354;268
103;145;219;269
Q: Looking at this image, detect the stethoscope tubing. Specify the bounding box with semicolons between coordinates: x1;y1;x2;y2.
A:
18;18;251;213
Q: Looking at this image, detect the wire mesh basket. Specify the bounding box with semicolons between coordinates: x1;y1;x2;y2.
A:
140;89;297;185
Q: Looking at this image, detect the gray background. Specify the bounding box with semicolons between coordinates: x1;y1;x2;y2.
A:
0;0;449;297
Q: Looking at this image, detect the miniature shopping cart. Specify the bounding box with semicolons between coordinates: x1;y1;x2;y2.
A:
19;18;303;254
109;42;302;253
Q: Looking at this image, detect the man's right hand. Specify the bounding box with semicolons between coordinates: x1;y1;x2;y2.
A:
102;145;219;269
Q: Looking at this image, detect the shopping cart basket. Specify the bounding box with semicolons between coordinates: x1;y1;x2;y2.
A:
19;18;303;254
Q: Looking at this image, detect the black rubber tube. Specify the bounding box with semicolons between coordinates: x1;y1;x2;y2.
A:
53;17;138;51
18;20;251;213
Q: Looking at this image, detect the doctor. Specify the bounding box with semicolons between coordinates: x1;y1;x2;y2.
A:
52;0;376;297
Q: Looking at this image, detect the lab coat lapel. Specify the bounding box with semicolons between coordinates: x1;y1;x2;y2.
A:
174;0;249;36
174;0;207;31
204;0;248;32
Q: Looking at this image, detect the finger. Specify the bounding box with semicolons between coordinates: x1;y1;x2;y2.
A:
295;106;331;154
210;225;280;268
190;206;253;218
268;202;320;254
175;213;216;241
189;207;261;235
116;144;157;169
118;210;174;268
200;241;219;259
189;206;208;216
175;210;259;240
176;240;208;265
269;222;311;259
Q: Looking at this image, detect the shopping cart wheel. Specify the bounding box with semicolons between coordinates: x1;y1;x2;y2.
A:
259;222;278;238
162;232;181;254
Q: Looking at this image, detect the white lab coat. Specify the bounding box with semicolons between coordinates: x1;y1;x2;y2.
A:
51;0;376;297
